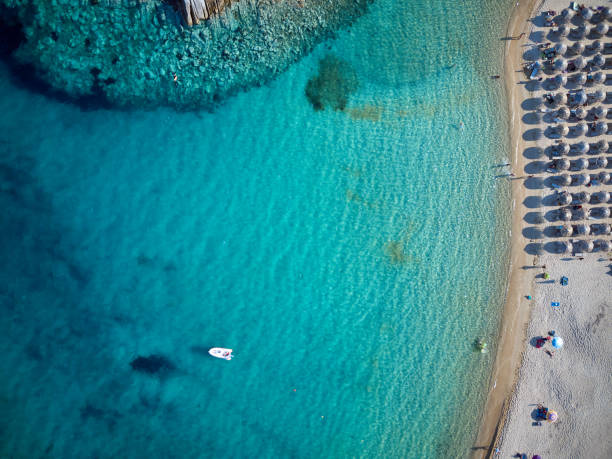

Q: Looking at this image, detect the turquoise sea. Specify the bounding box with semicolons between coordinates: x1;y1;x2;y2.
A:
0;0;514;457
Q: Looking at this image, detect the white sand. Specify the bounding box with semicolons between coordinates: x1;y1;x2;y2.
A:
492;1;612;457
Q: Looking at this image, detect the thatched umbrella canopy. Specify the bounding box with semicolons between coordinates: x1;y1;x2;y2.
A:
592;53;606;67
575;207;589;219
559;24;570;37
574;56;587;69
595;156;608;168
581;8;594;20
594;121;608;135
576;24;589;38
598;207;611;218
590;40;603;52
597;239;612;251
574;121;588;136
571;41;585;55
563;240;573;253
576;223;591;235
593;71;606;84
592;105;606;118
574;106;587;119
554;58;568;72
555;158;571;170
554;74;568;88
574;140;589;154
573;73;587;86
595;22;609;35
603;6;612;19
594;139;609;152
554;42;568;56
558;192;572;206
562;8;575;21
592;191;610;203
574;173;590;186
573;157;589;170
559;224;573;236
560;123;571;136
598;171;610;184
556;106;570;119
583;240;595;252
560;207;572;221
575;191;591;203
556;142;570;155
573;90;587;105
557;173;572;185
593;89;606;102
598;224;611;235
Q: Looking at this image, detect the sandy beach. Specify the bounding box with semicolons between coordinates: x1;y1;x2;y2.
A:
473;1;612;457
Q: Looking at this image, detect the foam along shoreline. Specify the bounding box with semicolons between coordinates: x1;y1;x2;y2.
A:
473;1;612;457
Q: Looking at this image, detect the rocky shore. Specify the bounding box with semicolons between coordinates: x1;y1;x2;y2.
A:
0;0;372;109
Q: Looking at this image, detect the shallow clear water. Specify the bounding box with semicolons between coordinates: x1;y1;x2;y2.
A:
0;0;513;457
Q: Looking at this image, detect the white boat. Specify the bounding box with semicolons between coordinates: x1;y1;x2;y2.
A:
209;348;233;360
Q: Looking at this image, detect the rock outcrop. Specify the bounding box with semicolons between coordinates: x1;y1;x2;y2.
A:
175;0;235;25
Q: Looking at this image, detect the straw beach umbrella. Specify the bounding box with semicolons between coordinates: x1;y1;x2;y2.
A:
559;24;570;37
573;90;587;105
554;58;568;72
574;140;589;154
590;40;603;52
594;139;609;153
559;207;572;221
573;72;587;86
592;191;610;203
594;121;608;135
598;171;610;184
574;158;588;170
603;6;612;20
593;71;606;84
556;106;570;119
574;122;587;136
574;56;587;69
556;123;570;136
595;22;609;36
592;105;606;119
593;54;606;68
575;207;589;219
574;106;587;119
574;173;590;186
593;89;606;102
562;240;573;254
559;224;573;236
554;42;568;56
572;122;587;136
576;223;591;235
557;174;572;186
581;8;593;21
554;74;567;88
597;239;612;251
584;240;595;252
555;158;570;170
571;41;585;55
556;142;570;155
575;191;591;203
595;207;611;218
601;225;612;235
595;156;608;168
562;8;575;21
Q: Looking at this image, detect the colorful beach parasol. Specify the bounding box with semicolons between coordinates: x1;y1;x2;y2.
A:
547;410;558;422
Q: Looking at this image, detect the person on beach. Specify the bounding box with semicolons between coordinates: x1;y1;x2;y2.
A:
512;32;525;40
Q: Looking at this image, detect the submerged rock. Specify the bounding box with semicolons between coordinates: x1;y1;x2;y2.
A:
305;54;358;111
130;354;176;374
0;0;373;109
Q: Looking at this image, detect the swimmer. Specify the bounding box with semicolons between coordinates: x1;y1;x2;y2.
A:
173;73;178;84
459;121;465;130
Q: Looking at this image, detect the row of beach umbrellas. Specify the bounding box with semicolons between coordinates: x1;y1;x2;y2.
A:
551;156;609;170
556;22;610;38
558;6;612;23
553;54;606;71
552;235;612;253
551;104;608;120
554;40;605;56
547;121;608;137
552;171;611;186
554;205;611;220
546;71;606;88
552;138;609;154
544;89;607;106
555;190;611;205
